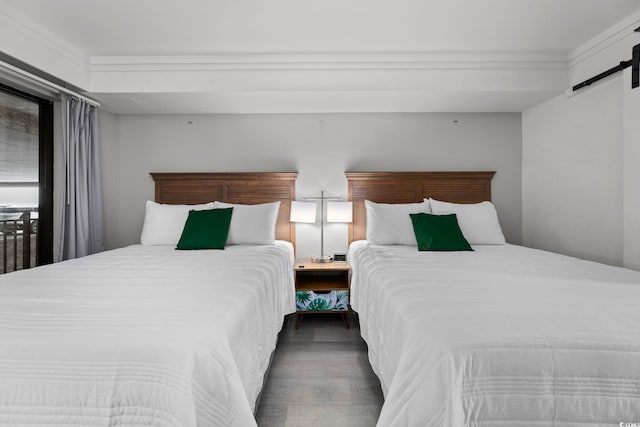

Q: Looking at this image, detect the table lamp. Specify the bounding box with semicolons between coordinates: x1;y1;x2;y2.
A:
290;193;353;263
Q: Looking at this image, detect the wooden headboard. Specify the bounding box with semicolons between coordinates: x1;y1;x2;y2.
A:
150;172;298;244
346;171;496;243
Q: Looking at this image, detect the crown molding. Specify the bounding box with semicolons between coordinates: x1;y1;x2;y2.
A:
90;51;568;73
0;4;90;88
0;5;88;71
569;9;640;68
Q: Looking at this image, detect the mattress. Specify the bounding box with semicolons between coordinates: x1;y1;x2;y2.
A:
348;241;640;427
0;241;295;426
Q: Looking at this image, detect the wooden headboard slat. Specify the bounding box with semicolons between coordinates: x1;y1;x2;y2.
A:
150;172;298;245
346;171;496;243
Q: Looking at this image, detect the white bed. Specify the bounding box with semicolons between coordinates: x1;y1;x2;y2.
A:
349;241;640;426
344;171;640;426
0;242;295;426
0;172;299;426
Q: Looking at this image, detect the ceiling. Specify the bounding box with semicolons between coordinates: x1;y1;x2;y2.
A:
2;0;640;114
4;0;639;55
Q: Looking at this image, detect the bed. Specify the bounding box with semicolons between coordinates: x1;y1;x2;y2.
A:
0;172;297;427
346;171;640;427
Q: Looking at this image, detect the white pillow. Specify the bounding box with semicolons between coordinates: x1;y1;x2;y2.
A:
140;200;215;246
365;199;431;245
428;198;505;244
214;201;281;245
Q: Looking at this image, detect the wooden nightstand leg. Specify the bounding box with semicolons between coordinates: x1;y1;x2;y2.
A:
341;312;350;329
295;313;303;329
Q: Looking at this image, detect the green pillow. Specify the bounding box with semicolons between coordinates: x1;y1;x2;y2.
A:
410;213;473;251
176;208;233;250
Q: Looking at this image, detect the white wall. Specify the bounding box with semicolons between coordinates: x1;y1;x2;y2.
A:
522;78;623;265
522;20;640;267
623;68;640;269
99;113;522;258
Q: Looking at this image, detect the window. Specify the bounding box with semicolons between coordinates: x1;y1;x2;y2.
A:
0;83;53;273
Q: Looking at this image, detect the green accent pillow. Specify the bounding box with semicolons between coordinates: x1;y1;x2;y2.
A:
410;213;473;251
176;208;233;250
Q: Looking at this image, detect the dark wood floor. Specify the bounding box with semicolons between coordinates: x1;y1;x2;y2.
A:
255;312;384;427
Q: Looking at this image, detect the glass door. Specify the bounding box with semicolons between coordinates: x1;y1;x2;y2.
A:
0;84;53;273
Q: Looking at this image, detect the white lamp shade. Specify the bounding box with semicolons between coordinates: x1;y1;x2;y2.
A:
290;201;317;223
327;201;353;223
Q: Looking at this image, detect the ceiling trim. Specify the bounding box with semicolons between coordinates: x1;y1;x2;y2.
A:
568;8;640;68
0;5;87;71
91;51;568;73
0;4;89;88
93;90;564;114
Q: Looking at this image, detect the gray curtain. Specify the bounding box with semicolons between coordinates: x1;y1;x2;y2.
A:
57;94;105;261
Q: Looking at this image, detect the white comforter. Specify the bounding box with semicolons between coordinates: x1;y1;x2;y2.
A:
349;241;640;427
0;242;295;426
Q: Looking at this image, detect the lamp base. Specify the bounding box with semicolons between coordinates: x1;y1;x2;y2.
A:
311;255;333;263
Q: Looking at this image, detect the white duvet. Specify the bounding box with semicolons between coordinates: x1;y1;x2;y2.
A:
0;242;295;426
349;241;640;427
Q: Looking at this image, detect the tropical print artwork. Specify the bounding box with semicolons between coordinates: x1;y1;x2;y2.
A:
296;290;349;311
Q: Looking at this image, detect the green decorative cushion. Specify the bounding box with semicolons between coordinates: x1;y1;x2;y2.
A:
410;213;473;251
176;208;233;250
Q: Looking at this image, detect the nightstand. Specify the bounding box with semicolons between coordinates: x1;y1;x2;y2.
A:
294;259;351;329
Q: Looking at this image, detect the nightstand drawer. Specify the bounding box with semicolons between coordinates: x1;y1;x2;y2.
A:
296;290;349;312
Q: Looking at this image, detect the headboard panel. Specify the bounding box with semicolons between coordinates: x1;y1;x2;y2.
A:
150;172;298;244
346;171;496;243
